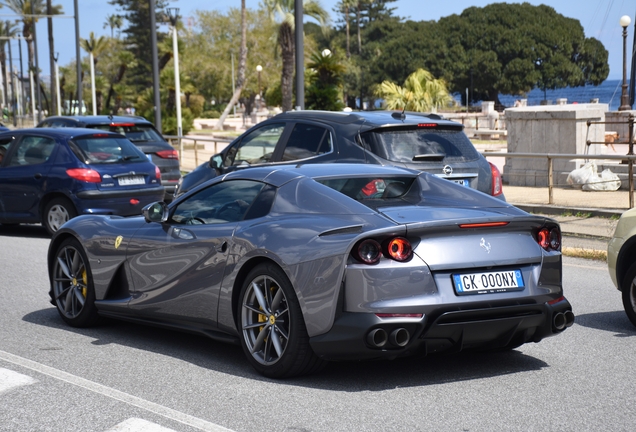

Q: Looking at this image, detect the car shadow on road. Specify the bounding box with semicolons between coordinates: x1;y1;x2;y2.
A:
0;224;49;239
24;308;550;390
573;310;636;338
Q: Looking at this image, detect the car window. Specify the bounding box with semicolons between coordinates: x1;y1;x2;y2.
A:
281;123;332;162
360;128;479;163
68;136;147;164
170;180;266;225
224;123;285;167
0;137;12;165
318;176;416;202
90;124;164;142
6;135;56;166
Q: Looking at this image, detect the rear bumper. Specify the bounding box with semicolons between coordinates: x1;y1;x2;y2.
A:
309;298;573;361
76;185;165;199
73;186;165;216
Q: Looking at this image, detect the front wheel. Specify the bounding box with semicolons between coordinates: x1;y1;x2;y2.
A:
238;263;326;378
44;197;77;235
621;262;636;327
51;238;99;327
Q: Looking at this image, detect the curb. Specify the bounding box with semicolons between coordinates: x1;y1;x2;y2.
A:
512;203;624;218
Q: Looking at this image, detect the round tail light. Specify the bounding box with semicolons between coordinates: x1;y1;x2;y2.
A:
354;239;382;264
385;237;412;262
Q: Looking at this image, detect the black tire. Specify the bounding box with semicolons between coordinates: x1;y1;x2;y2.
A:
43;197;77;235
237;262;326;378
51;237;100;327
621;262;636;327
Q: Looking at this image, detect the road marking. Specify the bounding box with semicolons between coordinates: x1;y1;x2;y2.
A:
106;418;178;432
0;367;38;394
564;262;606;270
0;350;233;432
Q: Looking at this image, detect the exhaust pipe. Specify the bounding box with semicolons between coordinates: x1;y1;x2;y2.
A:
389;328;410;347
367;328;388;348
553;312;566;331
564;310;575;328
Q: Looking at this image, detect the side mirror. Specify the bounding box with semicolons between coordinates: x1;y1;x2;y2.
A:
142;202;169;223
209;154;222;169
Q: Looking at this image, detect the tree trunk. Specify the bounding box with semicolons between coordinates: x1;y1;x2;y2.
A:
345;6;350;59
0;45;7;108
215;0;248;130
356;2;361;55
279;22;294;112
47;0;55;115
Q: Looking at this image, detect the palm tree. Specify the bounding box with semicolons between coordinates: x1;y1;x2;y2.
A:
80;32;107;115
215;0;247;130
0;21;18;109
375;69;454;113
103;14;123;39
1;0;62;113
47;0;64;115
264;0;329;112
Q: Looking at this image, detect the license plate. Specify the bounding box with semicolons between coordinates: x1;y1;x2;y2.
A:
452;270;524;295
452;179;469;187
118;176;145;186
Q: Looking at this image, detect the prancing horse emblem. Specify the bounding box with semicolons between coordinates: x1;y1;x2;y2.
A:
480;237;491;254
115;235;123;249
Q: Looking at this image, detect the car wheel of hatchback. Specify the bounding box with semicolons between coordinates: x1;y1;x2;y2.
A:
238;263;326;378
621;262;636;327
44;197;77;235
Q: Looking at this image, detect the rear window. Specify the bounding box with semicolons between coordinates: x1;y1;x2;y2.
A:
317;176;416;202
89;124;164;143
360;128;479;163
69;137;147;164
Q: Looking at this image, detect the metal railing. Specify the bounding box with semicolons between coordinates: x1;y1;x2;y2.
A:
163;135;233;169
482;152;636;208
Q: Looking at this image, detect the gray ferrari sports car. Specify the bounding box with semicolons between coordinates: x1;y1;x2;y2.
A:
48;164;573;378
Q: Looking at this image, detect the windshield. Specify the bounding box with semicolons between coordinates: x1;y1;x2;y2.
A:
90;124;165;142
69;136;147;164
360;128;479;163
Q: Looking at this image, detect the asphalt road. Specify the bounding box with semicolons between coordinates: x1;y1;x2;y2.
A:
0;225;634;432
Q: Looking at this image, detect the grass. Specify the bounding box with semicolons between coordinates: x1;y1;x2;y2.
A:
562;246;607;261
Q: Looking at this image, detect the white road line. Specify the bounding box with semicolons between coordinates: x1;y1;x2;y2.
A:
0;350;233;432
106;418;179;432
564;262;606;270
0;367;38;394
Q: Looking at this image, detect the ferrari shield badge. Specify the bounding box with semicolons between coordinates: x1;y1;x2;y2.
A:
114;235;123;249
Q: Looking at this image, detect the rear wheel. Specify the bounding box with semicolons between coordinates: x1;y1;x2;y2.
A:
621;262;636;327
51;238;99;327
238;263;326;378
44;198;77;235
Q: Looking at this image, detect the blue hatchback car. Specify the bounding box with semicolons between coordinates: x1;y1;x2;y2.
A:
0;128;165;234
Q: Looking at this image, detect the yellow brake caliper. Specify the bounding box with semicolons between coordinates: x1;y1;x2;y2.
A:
81;269;88;298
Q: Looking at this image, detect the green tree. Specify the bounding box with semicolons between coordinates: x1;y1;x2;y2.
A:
103;14;123;39
0;21;18;109
264;0;329;111
436;3;609;106
306;49;345;110
108;0;169;94
375;68;453;112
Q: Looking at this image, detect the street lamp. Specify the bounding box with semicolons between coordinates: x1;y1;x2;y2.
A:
256;64;262;111
167;7;182;159
619;15;632;111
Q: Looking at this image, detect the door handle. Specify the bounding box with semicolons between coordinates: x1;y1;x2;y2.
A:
216;241;228;253
34;173;42;179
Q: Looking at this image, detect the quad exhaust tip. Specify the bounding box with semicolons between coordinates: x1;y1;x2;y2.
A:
390;328;410;347
564;310;575;327
553;312;566;331
367;328;388;348
367;328;411;348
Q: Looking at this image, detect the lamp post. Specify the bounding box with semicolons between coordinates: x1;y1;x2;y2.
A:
167;7;182;163
54;52;61;115
619;15;632;111
256;64;262;111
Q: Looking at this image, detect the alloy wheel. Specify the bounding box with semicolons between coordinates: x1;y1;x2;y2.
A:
53;245;88;319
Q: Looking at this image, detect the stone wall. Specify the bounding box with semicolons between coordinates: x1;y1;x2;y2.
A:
503;104;608;187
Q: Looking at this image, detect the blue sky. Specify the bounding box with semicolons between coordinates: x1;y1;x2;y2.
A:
17;0;636;81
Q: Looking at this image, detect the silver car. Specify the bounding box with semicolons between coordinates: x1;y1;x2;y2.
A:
48;164;572;378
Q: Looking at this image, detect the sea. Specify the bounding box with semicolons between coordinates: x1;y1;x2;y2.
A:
496;79;631;111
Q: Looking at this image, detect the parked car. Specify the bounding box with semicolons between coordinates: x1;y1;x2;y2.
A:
37;115;180;201
48;163;571;378
0;128;164;235
176;110;504;199
608;207;636;326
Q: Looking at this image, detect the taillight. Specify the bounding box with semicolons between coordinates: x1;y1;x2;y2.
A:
66;168;101;183
537;227;561;251
155;166;161;180
384;237;412;262
111;122;135;127
353;239;382;264
417;123;437;128
489;162;503;196
156;149;179;159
